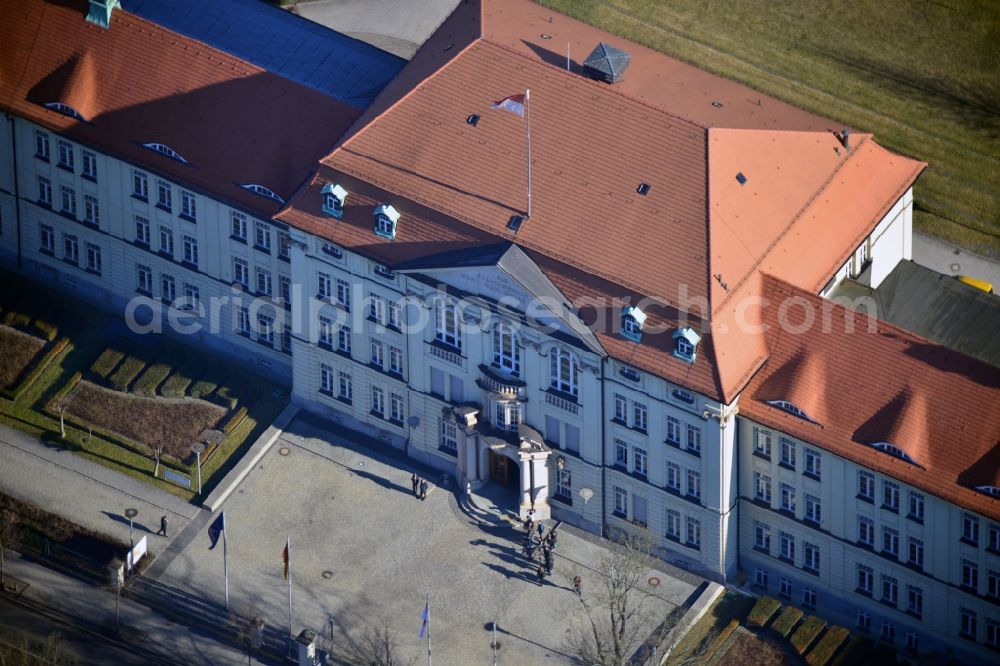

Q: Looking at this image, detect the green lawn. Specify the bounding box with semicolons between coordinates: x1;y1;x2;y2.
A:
540;0;1000;256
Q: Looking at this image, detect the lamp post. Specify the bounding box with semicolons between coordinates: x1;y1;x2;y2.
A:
191;442;205;495
124;508;138;574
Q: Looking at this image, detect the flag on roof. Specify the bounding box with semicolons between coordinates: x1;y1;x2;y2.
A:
207;512;225;550
282;541;289;581
491;93;526;117
418;598;430;640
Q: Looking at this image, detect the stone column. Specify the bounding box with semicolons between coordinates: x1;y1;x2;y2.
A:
519;453;532;513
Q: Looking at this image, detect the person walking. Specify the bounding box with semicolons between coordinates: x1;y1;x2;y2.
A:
544;549;553;575
157;515;168;537
411;472;419;496
548;530;558;550
419;478;429;500
537;521;545;538
573;575;582;597
536;565;546;586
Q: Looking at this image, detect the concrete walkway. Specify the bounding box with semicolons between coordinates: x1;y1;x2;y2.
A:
913;231;1000;288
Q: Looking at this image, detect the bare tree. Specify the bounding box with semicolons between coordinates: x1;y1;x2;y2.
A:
336;619;415;666
566;531;678;666
149;440;167;479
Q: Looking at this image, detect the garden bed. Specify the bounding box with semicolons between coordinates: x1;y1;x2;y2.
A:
0;325;46;388
713;627;796;666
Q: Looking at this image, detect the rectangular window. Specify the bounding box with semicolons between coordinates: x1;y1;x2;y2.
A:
754;472;771;503
233;257;249;287
318;272;331;299
282;324;292;354
338;371;352;402
157;180;172;210
161;274;176;303
133;169;148;199
388;301;401;328
278;231;290;260
437;419;457;453
804;449;821;479
881;621;895;642
231;211;247;241
963;513;979;545
804;543;819;573
370;339;384;369
565;424;580;454
858;516;875;546
633;448;647;477
883;527;899;558
686;516;701;548
183;235;198;267
82;196;100;229
666;416;680;445
666;509;680;539
60;186;76;216
633;402;647;432
988;569;999;598
545;416;561;447
753;427;772;457
780;437;796;467
779;577;792;598
389;346;403;375
858;564;875;596
555;469;572;499
987;619;999;648
804;494;821;523
257;315;274;345
254;221;271;251
802;588;816;609
180;190;196;220
40;224;54;253
858;471;875;501
236;305;250;335
336;279;351;309
159;226;174;256
962;559;978;590
908;537;924;569
85;243;101;274
779;532;795;562
135;215;150;246
182;283;200;309
136;264;152;293
960;608;977;639
319;317;334;348
857;610;871;631
883;481;899;511
780;483;796;513
57;140;74;170
613;486;627;518
62;233;78;263
754;568;768;588
614;439;628;467
687;470;701;500
907;585;923;618
990;524;1000;552
370;386;384;417
390;392;404;422
255;268;271;296
320;364;334;394
35;130;49;160
82;150;96;179
338;326;351;354
881;575;898;605
754;522;770;551
686;424;701;454
37;175;51;206
435;301;461;349
906;631;918;651
369;294;385;324
614;394;627;422
280;276;291;305
667;462;681;491
908;491;924;521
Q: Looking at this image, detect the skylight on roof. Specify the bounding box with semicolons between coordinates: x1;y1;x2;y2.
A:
636;183;651;196
241;184;285;203
467;114;480;126
765;400;814;423
736;171;747;185
507;215;525;232
869;442;918;466
44;102;86;121
143;142;189;164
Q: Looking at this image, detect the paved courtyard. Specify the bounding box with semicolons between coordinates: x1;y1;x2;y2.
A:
157;415;703;664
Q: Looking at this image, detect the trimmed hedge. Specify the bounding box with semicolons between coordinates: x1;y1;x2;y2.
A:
132;351;182;397
90;348;125;380
791;616;827;655
160;355;203;397
32;319;58;342
220;406;248;434
1;337;70;400
700;619;740;663
772;606;804;637
190;366;227;399
806;626;849;666
748;596;782;627
4;311;31;329
48;371;84;409
108;355;146;392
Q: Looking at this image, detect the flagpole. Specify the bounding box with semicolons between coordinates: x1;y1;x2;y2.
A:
287;536;293;641
223;512;229;611
426;592;432;666
525;89;532;218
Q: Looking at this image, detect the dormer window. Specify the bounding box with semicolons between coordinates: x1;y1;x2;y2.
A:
142;142;189;164
620;306;646;342
373;204;399;240
240;184;285;203
672;327;701;363
974;485;1000;499
44;102;86;121
869;442;918;466
321;183;347;218
765;400;815;423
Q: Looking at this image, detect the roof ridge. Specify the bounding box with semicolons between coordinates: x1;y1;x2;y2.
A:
711;131;874;313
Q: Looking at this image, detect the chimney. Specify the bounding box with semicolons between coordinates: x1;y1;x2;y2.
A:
583;42;631;84
86;0;120;29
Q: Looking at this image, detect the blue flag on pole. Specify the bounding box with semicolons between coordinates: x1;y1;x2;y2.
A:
207;512;225;550
418;599;429;640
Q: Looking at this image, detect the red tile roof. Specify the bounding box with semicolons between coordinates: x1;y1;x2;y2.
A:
743;275;1000;521
1;0;361;219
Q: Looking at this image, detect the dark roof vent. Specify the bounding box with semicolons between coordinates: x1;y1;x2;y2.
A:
636;183;651;196
507;215;525;232
467;114;480;126
583;42;631;84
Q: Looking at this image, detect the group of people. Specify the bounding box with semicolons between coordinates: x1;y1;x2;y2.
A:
410;472;429;500
522;510;562;586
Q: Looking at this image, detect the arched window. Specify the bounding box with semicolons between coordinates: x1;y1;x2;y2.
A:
549;347;579;397
492;324;520;375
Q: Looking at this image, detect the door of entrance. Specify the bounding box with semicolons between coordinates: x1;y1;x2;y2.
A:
489;449;509;486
